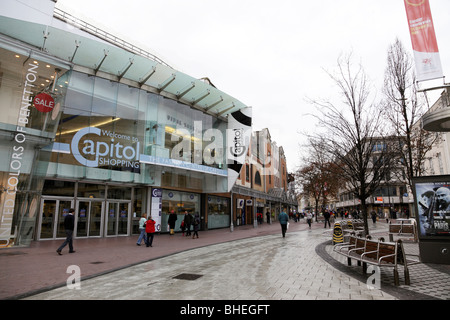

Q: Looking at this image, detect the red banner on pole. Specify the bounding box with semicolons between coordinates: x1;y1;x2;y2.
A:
404;0;443;81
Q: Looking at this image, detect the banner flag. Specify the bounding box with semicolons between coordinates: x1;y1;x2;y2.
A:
226;107;252;192
404;0;443;81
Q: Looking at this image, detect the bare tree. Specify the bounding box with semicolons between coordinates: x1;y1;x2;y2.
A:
296;137;341;221
382;38;439;211
308;53;394;235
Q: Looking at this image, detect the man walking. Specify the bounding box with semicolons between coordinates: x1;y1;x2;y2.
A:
184;211;193;237
57;208;75;255
323;210;331;228
278;208;289;238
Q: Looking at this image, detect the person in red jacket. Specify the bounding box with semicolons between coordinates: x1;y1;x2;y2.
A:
145;217;156;247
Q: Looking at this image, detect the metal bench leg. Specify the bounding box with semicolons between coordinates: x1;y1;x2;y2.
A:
404;268;410;285
347;257;351;266
394;268;400;286
362;262;367;274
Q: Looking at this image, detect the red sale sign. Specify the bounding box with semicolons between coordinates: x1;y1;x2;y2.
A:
404;0;443;81
33;93;55;113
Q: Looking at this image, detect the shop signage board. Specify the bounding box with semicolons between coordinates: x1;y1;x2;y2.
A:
226;107;252;192
151;188;163;232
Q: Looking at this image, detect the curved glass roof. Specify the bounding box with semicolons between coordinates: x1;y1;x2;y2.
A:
0;11;247;118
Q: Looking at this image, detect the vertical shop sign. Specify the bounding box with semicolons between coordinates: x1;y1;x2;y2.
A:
151;188;162;232
1;63;38;247
226;107;252;192
404;0;443;81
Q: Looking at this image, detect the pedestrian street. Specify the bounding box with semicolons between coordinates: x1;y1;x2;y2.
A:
25;227;396;300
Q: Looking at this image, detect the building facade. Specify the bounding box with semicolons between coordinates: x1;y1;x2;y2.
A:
421;89;450;175
0;0;296;248
231;128;297;227
0;0;252;247
334;137;414;218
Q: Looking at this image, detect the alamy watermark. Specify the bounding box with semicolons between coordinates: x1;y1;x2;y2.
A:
366;266;381;290
66;265;81;290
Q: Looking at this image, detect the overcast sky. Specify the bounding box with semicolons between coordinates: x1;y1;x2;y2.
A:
56;0;450;172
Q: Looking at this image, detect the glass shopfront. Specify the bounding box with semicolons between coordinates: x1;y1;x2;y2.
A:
36;180;138;240
47;70;228;184
0;42;229;246
0;47;69;247
161;190;200;232
207;195;230;229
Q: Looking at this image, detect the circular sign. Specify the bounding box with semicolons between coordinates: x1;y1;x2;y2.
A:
33;93;55;113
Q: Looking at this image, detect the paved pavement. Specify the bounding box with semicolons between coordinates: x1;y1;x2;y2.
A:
1;218;449;301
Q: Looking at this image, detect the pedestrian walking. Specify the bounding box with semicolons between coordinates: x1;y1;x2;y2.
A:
180;220;185;236
183;210;193;236
136;214;147;246
145;217;156;247
56;208;75;255
371;211;377;224
168;210;177;235
278;208;289;238
192;213;200;239
306;211;312;229
323;210;331;228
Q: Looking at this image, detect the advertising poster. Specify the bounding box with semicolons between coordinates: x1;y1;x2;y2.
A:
413;176;450;239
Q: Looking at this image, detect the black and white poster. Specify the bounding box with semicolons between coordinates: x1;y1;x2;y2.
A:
413;176;450;239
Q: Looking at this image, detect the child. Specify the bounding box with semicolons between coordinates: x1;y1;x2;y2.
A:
180;220;185;236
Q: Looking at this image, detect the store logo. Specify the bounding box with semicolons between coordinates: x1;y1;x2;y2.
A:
229;128;246;158
152;188;162;197
71;126;140;169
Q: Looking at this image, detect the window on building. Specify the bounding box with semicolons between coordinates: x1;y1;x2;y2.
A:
254;171;262;186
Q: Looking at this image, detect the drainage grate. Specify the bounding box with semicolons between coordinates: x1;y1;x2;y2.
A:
172;273;203;281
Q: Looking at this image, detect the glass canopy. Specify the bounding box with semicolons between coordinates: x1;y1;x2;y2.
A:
0;13;248;118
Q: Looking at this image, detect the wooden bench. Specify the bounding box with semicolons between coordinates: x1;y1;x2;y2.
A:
333;235;421;285
388;220;418;242
336;220;363;237
340;221;353;234
351;219;365;231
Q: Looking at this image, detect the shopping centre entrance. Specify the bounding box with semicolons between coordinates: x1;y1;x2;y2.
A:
38;197;131;240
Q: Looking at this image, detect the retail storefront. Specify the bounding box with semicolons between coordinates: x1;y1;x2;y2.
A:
206;195;230;229
0;1;251;247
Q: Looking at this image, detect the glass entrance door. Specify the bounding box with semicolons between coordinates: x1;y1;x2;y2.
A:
106;202;130;236
39;198;73;239
76;200;104;238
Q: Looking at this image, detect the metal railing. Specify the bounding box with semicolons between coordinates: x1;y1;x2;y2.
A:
53;7;172;68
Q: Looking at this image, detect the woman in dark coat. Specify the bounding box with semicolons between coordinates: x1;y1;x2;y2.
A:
168;210;177;235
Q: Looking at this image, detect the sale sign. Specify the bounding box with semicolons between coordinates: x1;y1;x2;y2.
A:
404;0;443;81
33;93;55;113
